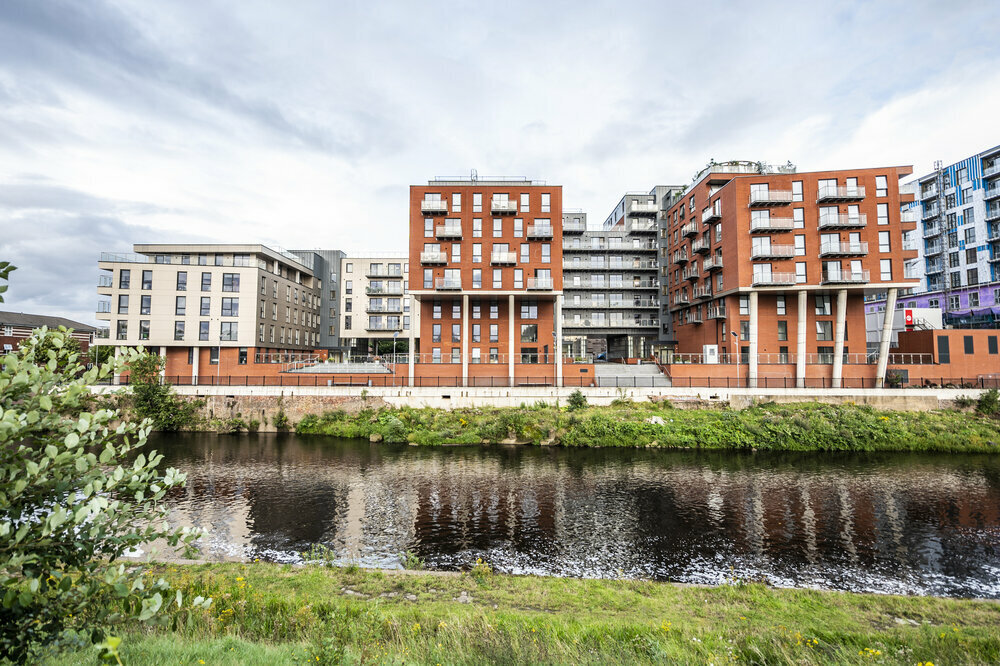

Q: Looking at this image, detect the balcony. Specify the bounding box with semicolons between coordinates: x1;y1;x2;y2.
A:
749;216;795;233
526;224;554;239
421;199;448;214
365;322;403;331
563;219;586;234
681;222;699;237
703;256;723;271
989;225;1000;242
818;241;868;257
984;163;1000;179
693;285;713;300
96;301;111;313
816;185;865;203
818;213;867;229
526;277;554;290
989;254;1000;264
924;242;943;257
674;292;691;305
920;185;938;200
491;198;517;214
821;269;870;284
985;184;1000;201
420;251;447;264
748;190;794;206
628;219;657;233
97;275;113;288
752;272;797;286
672;250;690;264
490;251;517;265
366;285;404;296
435;277;462;290
925;262;944;275
988;205;1000;222
922;205;940;220
688;313;704;325
435;224;462;239
707;305;727;319
682;266;700;281
900;210;918;224
922;223;942;238
632;280;660;289
366;304;403;313
629;201;659;216
750;244;795;260
691;237;710;254
702;206;722;223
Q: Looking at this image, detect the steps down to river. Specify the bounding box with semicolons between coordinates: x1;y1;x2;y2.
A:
594;362;671;387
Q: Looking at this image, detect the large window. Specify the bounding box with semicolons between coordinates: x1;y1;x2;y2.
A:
175;295;186;315
116;321;127;340
520;324;538;343
140;295;151;315
221;297;239;317
220;322;237;341
816;321;833;341
222;273;240;292
141;270;152;290
177;271;187;291
174;321;185;341
541;192;551;213
117;294;129;314
815;294;831;315
138;320;150;340
201;272;211;291
200;297;211;316
119;269;130;289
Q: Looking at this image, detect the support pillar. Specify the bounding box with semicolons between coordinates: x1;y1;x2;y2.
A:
555;294;563;387
508;294;515;387
875;287;898;388
832;288;848;388
796;290;807;388
159;346;166;382
748;291;758;388
407;295;416;387
461;294;469;388
192;346;200;385
113;346;121;385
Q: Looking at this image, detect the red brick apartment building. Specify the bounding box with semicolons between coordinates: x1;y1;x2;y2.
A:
661;163;920;387
408;178;588;386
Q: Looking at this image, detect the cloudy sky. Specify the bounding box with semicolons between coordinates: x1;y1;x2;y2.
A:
1;0;999;326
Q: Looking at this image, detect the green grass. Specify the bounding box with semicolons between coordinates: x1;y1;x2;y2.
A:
292;401;1000;453
50;562;1000;665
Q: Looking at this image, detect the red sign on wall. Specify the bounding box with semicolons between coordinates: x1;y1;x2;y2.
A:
904;309;914;326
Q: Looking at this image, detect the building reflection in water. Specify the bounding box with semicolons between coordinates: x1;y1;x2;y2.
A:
155;433;1000;598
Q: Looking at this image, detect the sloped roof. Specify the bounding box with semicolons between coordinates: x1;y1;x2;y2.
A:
0;310;97;333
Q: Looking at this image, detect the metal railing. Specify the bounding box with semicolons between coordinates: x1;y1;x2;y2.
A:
748;190;794;205
421;200;448;213
985;184;1000;200
924;242;943;255
96;302;111;313
821;269;870;284
365;322;403;331
693;286;713;300
816;185;865;201
819;241;868;256
526;224;554;238
97;275;113;287
702;206;721;222
704;257;723;271
707;306;727;319
818;214;867;229
491;199;518;213
749;216;795;232
672;250;690;264
662;352;933;366
682;266;701;281
983;163;1000;179
420;251;447;264
365;304;403;313
921;186;938;199
658;376;995;389
681;222;698;236
923;223;942;238
435;277;462;290
901;210;918;223
564;299;659;308
366;286;404;295
629;201;659;215
922;205;940;220
527;277;554;290
750;244;795;259
563;220;586;233
490;251;517;264
691;238;710;254
366;269;404;278
435;224;462;238
751;272;797;286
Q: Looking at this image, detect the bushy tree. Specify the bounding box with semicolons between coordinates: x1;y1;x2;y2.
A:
126;353;203;431
0;260;14;303
0;328;208;662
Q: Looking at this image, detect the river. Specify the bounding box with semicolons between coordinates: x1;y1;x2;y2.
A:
152;432;1000;599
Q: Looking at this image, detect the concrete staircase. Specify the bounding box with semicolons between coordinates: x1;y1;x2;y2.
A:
594;362;671;387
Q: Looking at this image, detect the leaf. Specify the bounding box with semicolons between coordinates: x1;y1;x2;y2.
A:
39;395;52;411
45;444;58;459
65;432;80;448
138;592;163;621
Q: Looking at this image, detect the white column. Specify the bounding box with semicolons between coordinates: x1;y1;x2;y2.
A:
555;294;563;387
796;290;807;388
461;294;469;388
191;346;200;385
508;294;515;387
159;346;166;382
113;346;121;385
831;288;848;388
875;288;898;388
408;295;416;387
748;291;758;388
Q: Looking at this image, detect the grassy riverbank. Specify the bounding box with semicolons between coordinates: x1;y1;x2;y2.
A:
294;400;1000;452
51;562;1000;665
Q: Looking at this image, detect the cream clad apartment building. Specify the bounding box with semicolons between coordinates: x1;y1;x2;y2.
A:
338;255;418;357
97;244;321;379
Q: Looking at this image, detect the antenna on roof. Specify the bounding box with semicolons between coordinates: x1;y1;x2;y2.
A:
470;168;478;182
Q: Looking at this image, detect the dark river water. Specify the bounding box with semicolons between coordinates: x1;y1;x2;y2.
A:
151;432;1000;598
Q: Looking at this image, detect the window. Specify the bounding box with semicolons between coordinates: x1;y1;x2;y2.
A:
472;324;481;342
199;321;210;340
490;299;498;319
452;324;460;343
964;336;974;355
200;297;210;316
966;248;978;263
451;243;461;263
949;295;961;310
541;244;550;263
472;269;482;288
220;322;238;341
777;321;787;341
222;273;240;292
795;262;806;283
177;271;187;291
739;321;749;341
472;300;481;319
201;272;211;291
875;175;888;197
140;295;151;315
432;324;441;343
949;252;960;268
138;320;150;340
878;231;890;253
794;235;805;256
880;259;892;281
489;324;499;343
965;227;976;244
967;268;979;285
963;207;975;225
344;315;351;330
776;295;785;315
493;219;502;238
792;181;803;202
514;218;523;237
541;192;551;213
970;293;980;307
208;347;219;365
452;300;461;318
750;183;769;201
175;295;186;315
116;320;127;340
793;208;804;229
174;321;185;340
473;193;482;213
452;192;461;212
141;270;152;290
816;321;833;341
214;254;224;266
492;268;502;288
520;244;529;263
815;294;831;315
432;300;442;319
520;193;529;212
473;218;482;237
222;297;239;316
928;298;939;309
520;299;538;318
873;202;888;226
117;294;129;314
739;295;749;315
473;243;482;262
119;269;130;289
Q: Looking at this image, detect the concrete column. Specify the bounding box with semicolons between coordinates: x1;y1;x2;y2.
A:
461;294;469;387
407;295;416;387
796;290;807;388
113;346;121;385
159;346;166;382
192;346;200;385
747;291;758;388
555;294;563;387
875;288;898;388
831;288;848;388
508;294;515;387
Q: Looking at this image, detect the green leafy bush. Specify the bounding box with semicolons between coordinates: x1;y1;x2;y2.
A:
124;353;203;431
977;388;999;416
567;390;587;411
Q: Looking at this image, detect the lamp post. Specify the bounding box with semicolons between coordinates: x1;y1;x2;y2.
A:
731;330;739;384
